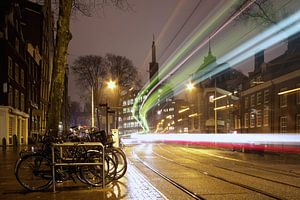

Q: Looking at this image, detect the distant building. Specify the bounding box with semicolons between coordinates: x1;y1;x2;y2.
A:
240;34;300;133
119;89;143;134
192;45;246;133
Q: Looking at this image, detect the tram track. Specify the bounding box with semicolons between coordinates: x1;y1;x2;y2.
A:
131;145;294;200
156;145;300;189
178;145;300;178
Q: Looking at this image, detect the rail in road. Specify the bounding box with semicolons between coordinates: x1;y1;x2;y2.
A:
128;144;300;200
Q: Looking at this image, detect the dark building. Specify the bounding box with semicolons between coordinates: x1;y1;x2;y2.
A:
0;1;30;145
240;34;300;133
0;0;54;145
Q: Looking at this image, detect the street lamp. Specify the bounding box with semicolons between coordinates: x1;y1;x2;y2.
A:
186;81;194;91
107;80;116;90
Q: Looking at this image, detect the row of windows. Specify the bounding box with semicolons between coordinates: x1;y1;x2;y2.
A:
122;107;132;114
163;107;174;112
123;122;140;128
279;115;300;133
8;86;25;111
244;109;269;128
122;115;135;121
244;112;300;133
8;56;25;87
245;89;269;108
245;86;300;109
122;98;134;106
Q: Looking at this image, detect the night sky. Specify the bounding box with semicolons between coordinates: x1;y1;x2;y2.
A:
68;0;220;104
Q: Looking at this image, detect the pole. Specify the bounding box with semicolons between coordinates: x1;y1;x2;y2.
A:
92;86;95;127
106;105;108;134
214;79;217;133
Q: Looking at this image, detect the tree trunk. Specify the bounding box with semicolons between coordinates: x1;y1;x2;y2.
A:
47;0;72;135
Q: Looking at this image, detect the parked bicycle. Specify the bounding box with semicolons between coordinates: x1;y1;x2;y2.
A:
14;134;115;191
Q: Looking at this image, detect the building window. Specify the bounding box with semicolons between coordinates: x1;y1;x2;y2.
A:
296;114;300;133
280;116;287;133
280;88;287;107
256;110;262;127
15;37;19;53
250;112;255;128
244;113;249;128
257;92;262;105
21;68;24;87
15;63;19;83
244;96;249;109
8;86;13;106
263;108;269;127
21;93;25;111
264;89;269;104
15;89;19;109
250;94;255;107
8;56;13;78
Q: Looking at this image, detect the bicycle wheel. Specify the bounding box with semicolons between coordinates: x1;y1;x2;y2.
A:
15;154;52;191
80;154;117;186
108;148;127;180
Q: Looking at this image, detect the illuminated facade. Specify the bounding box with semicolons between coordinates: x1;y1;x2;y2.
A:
241;34;300;133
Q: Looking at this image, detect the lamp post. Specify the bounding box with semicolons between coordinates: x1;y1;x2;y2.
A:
91;85;95;127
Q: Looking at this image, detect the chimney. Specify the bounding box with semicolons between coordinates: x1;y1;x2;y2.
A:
254;50;264;72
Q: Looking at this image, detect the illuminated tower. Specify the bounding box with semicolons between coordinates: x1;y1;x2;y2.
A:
149;35;159;81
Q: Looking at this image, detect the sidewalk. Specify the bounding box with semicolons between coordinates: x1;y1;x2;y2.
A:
0;146;166;200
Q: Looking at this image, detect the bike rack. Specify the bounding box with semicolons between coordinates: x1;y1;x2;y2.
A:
51;142;105;192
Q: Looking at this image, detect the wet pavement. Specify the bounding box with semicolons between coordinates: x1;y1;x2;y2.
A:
0;146;167;200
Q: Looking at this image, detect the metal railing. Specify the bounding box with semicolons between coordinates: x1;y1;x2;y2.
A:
51;142;105;192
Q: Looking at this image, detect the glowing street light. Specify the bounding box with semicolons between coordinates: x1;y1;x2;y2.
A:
107;80;116;90
186;82;194;91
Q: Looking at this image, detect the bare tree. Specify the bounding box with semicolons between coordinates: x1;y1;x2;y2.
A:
72;55;107;127
236;0;286;25
47;0;129;134
105;53;141;94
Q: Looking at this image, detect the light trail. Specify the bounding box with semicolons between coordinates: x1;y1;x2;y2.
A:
122;133;300;154
133;1;251;131
133;1;300;132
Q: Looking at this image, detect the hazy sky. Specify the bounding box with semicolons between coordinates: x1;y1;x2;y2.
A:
67;0;217;104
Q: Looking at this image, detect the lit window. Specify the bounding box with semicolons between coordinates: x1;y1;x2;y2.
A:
263;108;269;127
256;110;262;127
280;116;287;133
250;112;255;128
257;92;262;105
264;89;269;104
250;94;255;107
244;113;249;128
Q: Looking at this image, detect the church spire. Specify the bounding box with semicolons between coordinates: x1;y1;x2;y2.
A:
152;34;156;62
149;34;159;81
